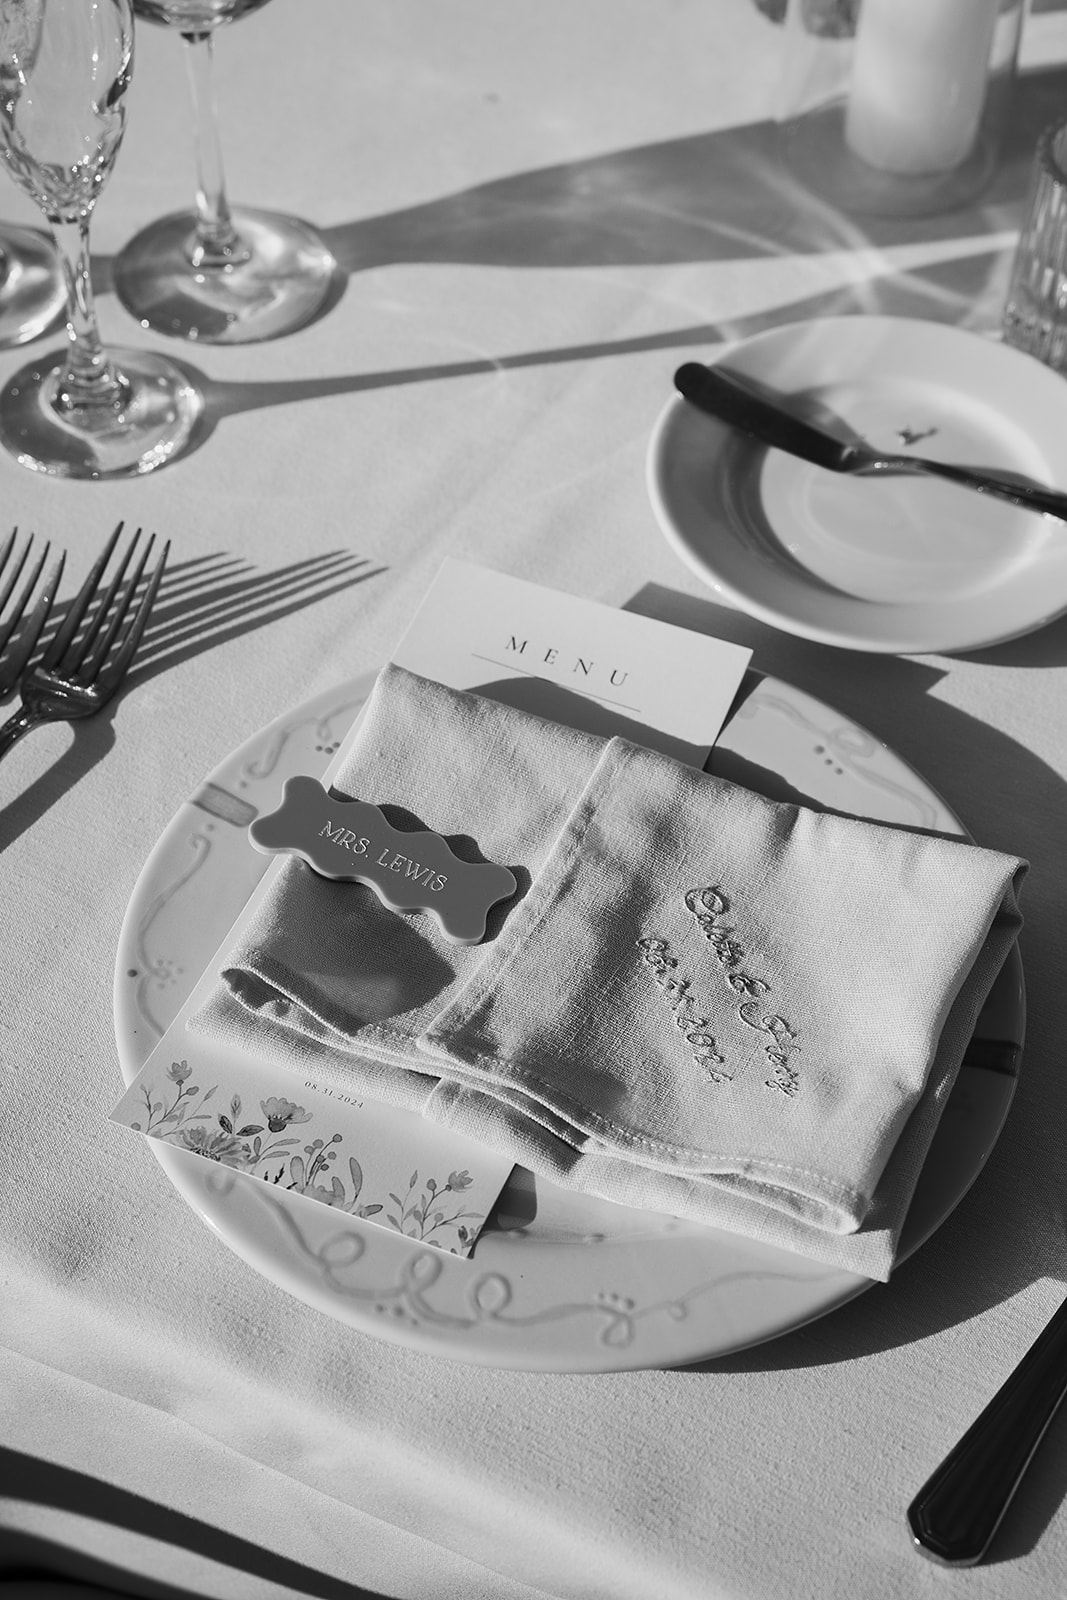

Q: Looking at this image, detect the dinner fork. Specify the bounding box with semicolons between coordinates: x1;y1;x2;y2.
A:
0;528;66;699
0;521;168;765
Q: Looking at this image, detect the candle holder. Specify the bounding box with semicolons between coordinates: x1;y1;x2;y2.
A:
775;0;1024;217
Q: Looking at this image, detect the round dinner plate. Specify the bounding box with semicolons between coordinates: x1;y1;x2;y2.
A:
647;316;1067;655
114;672;1024;1371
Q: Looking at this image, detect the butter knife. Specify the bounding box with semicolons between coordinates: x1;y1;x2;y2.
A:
673;360;1067;525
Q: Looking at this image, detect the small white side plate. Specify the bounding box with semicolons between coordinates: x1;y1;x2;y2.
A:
648;316;1067;654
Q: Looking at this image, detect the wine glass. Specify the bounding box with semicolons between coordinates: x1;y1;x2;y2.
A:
113;0;337;344
0;220;65;347
0;0;202;479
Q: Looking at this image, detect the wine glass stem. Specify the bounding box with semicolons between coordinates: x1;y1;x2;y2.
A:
182;30;251;271
51;217;127;417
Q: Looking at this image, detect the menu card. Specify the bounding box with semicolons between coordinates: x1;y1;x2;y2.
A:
392;558;752;766
110;562;752;1255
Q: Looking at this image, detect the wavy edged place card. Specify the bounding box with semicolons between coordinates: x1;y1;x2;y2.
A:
109;860;514;1258
249;775;517;946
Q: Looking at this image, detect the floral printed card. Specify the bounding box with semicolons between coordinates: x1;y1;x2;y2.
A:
110;928;514;1257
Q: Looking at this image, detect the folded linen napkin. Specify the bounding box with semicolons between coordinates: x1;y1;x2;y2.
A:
417;735;1025;1275
193;665;1026;1278
192;664;610;1110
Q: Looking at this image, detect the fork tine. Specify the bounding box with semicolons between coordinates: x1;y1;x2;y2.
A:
0;535;45;653
0;528;31;619
62;526;143;680
0;548;65;688
94;538;169;694
0;526;15;574
40;520;124;673
78;531;154;683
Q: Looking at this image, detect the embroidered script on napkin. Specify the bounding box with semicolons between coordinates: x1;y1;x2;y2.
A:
636;885;801;1097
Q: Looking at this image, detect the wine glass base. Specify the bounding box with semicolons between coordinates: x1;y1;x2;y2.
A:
0;346;203;479
113;205;338;344
0;223;67;348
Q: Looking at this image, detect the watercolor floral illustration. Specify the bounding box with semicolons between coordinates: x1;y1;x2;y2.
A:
385;1168;480;1249
127;1059;486;1251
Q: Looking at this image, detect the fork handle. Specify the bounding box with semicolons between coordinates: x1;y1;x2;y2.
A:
899;457;1067;524
0;704;42;764
907;1294;1067;1565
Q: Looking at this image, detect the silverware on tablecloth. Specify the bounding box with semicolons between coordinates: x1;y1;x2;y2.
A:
907;1293;1067;1566
673;360;1067;524
0;528;65;699
0;521;168;766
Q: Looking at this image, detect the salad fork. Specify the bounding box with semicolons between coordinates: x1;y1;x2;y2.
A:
0;521;168;765
0;528;66;699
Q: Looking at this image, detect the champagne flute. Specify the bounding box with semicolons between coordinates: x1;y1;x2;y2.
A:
0;0;202;479
0;220;65;347
113;0;337;344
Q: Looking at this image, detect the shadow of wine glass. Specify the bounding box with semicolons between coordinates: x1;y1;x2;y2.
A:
309;66;1067;280
82;61;1063;463
136;237;1016;478
86;60;1067;378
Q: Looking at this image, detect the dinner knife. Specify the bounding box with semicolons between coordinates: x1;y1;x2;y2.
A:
907;1291;1067;1565
673;360;1067;525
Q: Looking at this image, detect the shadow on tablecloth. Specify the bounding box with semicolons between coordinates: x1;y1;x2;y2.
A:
81;59;1067;310
0;1450;388;1599
627;588;1067;1296
81;65;1067;459
306;66;1067;278
0;550;384;854
623;585;1067;1564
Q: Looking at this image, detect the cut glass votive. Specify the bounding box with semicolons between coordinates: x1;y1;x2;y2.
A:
1003;119;1067;373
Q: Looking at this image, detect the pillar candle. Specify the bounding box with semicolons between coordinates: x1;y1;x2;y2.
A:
844;0;1000;176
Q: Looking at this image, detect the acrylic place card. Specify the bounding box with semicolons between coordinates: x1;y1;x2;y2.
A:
391;559;752;768
109;874;515;1259
247;777;519;945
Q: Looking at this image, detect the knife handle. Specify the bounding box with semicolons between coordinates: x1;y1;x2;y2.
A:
907;1294;1067;1565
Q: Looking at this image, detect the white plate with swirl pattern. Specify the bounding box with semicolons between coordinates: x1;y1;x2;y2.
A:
114;670;1024;1370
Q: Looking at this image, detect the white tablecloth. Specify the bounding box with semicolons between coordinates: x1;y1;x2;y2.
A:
5;2;1067;1596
